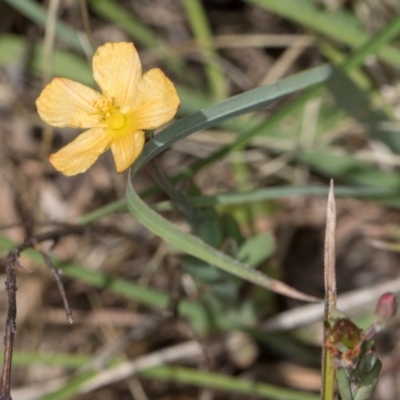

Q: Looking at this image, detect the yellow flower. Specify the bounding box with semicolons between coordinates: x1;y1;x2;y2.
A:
36;42;180;176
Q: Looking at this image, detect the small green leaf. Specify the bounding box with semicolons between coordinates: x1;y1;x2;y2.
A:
336;368;354;400
237;233;275;267
353;359;382;400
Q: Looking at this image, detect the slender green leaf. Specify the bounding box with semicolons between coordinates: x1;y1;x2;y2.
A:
183;0;226;100
247;0;400;67
7;352;319;400
130;64;333;172
141;366;319;400
300;152;400;189
126;181;316;301
41;372;95;400
87;0;159;48
126;66;333;301
153;185;396;211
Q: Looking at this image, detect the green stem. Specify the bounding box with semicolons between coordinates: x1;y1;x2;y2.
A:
182;0;226;100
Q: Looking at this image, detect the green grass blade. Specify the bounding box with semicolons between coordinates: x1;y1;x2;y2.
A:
152;185;396;211
339;12;400;70
87;0;159;48
300;151;400;189
182;0;226;100
126;181;316;301
78;183;397;225
11;352;90;368
319;42;371;89
76;198;127;224
141;366;319;400
131;64;333;172
77;183;395;224
247;0;400;67
41;372;95;400
7;352;319;400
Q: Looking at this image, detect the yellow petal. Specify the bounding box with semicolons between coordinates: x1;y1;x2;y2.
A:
49;128;111;176
129;68;180;130
92;42;141;110
36;78;103;128
111;130;145;173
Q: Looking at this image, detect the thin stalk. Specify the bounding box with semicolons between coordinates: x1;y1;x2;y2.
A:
321;181;337;400
182;0;226;100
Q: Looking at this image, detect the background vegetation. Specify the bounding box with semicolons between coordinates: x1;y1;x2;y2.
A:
0;0;400;399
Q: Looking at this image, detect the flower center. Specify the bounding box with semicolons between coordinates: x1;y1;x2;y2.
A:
106;108;126;130
94;97;126;130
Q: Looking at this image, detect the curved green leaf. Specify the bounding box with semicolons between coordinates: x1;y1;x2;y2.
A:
130;64;332;173
126;182;316;301
126;65;334;301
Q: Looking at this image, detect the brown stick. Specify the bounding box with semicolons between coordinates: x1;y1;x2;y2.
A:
0;250;18;400
0;226;91;398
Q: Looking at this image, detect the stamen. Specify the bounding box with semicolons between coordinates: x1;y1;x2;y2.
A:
93;97;126;130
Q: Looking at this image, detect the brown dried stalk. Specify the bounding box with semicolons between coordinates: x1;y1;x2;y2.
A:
321;180;337;400
0;226;87;399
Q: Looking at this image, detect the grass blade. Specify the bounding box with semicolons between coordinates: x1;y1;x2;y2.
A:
182;0;226;100
247;0;400;67
126;66;333;302
153;185;397;210
87;0;159;48
131;64;333;172
141;366;319;400
126;182;317;302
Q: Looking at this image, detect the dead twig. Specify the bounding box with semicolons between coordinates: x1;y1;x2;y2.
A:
0;250;18;400
0;226;93;399
39;250;73;324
